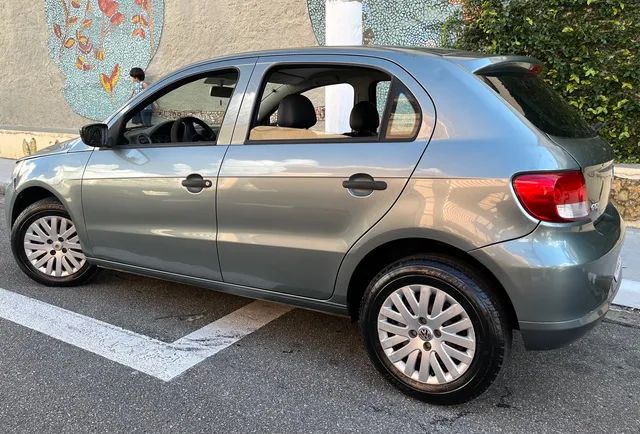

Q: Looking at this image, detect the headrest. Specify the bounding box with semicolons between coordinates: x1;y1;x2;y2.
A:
277;94;317;129
350;101;380;134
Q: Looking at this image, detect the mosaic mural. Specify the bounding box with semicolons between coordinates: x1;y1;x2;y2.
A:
307;0;460;47
45;0;164;120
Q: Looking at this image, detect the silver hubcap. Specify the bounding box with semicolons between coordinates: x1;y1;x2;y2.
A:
23;216;86;277
377;284;476;385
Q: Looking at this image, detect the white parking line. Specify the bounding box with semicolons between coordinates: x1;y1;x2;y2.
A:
0;288;292;381
614;279;640;309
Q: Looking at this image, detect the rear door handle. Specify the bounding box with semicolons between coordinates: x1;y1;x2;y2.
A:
182;174;212;193
342;173;387;193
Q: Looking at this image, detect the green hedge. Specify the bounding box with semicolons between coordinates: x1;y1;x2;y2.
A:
449;0;640;163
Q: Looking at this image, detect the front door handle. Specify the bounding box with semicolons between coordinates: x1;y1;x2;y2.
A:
181;174;212;193
342;173;387;196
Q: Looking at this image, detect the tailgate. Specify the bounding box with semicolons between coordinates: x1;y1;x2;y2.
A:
473;62;614;221
547;135;614;220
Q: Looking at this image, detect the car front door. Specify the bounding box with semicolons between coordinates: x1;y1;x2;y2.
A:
216;55;436;299
81;59;256;280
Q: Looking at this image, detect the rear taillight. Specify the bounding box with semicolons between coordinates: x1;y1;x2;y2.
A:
513;170;589;222
528;64;544;75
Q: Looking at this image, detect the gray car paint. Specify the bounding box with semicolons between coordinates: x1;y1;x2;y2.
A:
80;59;256;280
7;150;93;248
217;54;436;299
81;146;226;280
471;202;624;349
5;47;624;350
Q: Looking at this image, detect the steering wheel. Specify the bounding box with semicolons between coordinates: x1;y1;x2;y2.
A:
170;116;216;143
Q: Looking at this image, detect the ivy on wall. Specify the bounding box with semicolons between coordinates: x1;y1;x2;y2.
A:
450;0;640;163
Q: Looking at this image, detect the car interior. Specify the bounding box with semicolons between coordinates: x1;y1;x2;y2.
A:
122;70;239;146
249;65;391;141
122;66;392;146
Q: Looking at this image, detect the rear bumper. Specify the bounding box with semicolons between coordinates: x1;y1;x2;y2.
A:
518;275;621;350
471;203;625;350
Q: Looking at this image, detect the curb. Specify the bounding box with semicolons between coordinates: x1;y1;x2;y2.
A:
614;279;640;310
614;164;640;180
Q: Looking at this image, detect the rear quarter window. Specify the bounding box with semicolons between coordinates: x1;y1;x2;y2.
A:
482;72;596;138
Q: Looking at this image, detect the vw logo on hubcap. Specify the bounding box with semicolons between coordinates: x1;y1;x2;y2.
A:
418;326;433;341
378;284;476;385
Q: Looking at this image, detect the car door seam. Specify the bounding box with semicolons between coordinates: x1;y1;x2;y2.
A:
80;148;97;255
329;86;439;300
215;58;259;282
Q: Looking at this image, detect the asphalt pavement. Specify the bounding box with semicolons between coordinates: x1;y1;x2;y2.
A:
0;197;639;433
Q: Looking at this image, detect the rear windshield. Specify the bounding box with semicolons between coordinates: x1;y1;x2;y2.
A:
481;72;596;138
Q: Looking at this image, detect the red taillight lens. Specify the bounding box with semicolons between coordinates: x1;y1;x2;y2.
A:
513;171;589;222
528;64;544;75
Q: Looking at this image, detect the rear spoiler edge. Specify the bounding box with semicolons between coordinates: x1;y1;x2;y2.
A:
446;55;543;75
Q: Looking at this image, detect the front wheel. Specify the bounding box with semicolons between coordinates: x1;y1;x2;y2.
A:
11;198;99;286
359;255;511;405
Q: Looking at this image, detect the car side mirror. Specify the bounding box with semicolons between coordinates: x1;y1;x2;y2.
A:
80;123;109;147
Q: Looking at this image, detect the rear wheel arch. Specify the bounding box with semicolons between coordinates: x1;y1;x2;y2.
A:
346;238;518;329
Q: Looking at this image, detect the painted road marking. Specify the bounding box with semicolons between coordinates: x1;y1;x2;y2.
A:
0;288;292;381
1;276;636;382
614;279;640;309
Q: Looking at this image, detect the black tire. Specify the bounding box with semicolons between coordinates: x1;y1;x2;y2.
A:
11;198;99;286
359;254;511;405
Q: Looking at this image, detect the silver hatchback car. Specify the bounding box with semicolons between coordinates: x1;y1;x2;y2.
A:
6;47;624;404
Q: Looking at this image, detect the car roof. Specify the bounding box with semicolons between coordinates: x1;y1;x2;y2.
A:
180;46;541;74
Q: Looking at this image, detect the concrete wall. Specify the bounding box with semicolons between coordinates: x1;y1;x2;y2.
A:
0;0;317;132
612;165;640;228
0;1;87;132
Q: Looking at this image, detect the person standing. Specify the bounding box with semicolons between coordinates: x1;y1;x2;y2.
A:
129;67;154;126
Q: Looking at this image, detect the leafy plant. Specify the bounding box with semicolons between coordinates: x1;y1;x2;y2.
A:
449;0;640;162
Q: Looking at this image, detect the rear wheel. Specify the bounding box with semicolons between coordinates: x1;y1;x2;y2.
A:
359;254;510;405
11;198;98;286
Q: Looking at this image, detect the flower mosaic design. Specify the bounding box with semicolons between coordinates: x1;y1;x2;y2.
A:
45;0;164;120
307;0;460;47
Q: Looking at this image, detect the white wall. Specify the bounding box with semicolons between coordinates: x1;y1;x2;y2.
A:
324;0;362;134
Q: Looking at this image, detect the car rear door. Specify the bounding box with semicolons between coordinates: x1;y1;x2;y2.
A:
81;59;256;281
216;55;436;299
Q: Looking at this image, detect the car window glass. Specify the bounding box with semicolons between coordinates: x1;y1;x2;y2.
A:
482;72;595;138
384;86;421;140
268;84;355;134
248;65;391;142
124;70;238;145
302;84;354;133
376;80;391;118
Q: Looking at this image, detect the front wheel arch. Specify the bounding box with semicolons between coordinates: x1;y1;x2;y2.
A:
10;197;98;286
10;185;59;228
